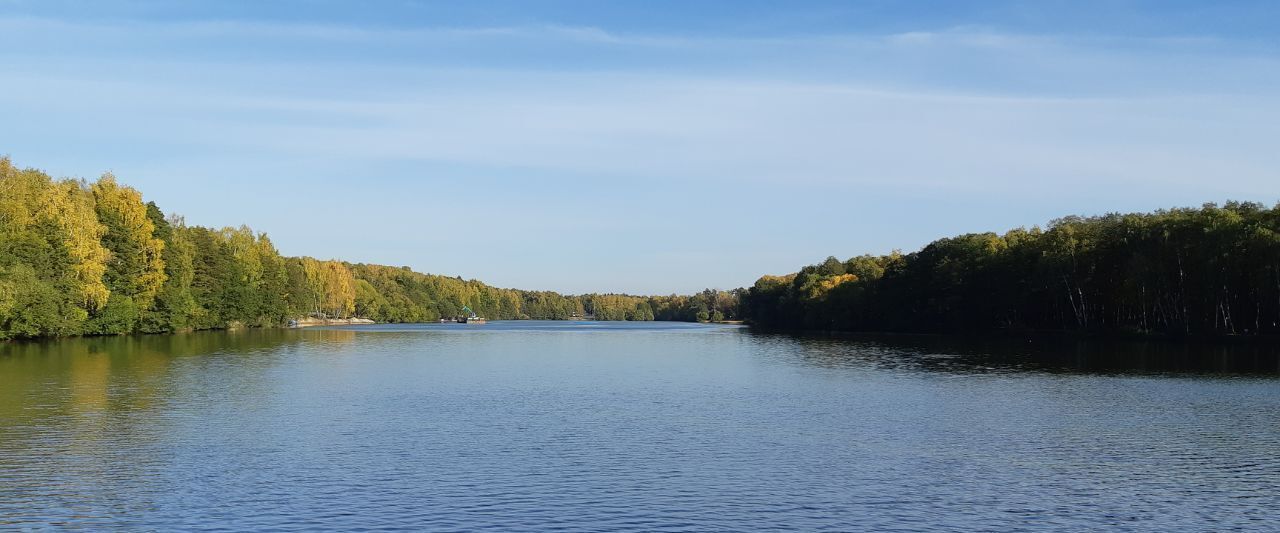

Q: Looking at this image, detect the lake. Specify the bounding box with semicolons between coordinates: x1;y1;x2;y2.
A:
2;321;1278;531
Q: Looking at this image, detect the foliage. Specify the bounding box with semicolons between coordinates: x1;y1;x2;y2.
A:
92;175;166;310
0;156;738;339
744;203;1280;337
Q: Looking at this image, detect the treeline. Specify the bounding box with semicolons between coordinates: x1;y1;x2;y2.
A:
331;265;737;323
578;290;743;322
0;157;741;340
745;202;1280;337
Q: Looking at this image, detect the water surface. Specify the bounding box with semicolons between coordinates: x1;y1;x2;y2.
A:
2;321;1278;531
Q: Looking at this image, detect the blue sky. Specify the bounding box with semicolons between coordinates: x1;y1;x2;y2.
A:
1;1;1277;294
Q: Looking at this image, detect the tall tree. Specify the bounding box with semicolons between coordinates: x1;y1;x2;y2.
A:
86;175;167;333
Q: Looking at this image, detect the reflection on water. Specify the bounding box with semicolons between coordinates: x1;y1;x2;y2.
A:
749;331;1280;375
0;328;358;427
1;322;1278;530
0;329;365;529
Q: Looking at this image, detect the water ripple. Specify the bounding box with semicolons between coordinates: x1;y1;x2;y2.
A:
1;323;1278;531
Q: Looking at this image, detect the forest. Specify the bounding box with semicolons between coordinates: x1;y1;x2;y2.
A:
0;157;741;340
744;202;1280;337
10;154;1276;341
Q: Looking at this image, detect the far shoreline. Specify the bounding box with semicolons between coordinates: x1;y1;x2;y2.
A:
291;317;377;328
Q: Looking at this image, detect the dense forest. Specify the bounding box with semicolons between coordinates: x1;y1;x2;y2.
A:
745;202;1280;337
14;154;1275;342
0;157;741;340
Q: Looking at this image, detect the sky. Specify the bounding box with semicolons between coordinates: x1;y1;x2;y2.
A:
1;0;1277;294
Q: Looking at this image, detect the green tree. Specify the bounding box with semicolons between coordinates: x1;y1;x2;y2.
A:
92;175;166;312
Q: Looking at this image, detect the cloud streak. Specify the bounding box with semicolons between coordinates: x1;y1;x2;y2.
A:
0;8;1277;293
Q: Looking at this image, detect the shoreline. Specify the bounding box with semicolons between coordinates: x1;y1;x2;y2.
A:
291;318;377;328
743;326;1280;346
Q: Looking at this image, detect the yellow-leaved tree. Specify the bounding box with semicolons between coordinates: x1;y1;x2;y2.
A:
296;257;356;318
322;260;356;318
41;179;111;312
92;175;166;310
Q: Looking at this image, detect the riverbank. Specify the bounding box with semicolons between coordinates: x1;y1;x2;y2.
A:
291;318;377;328
743;325;1280;345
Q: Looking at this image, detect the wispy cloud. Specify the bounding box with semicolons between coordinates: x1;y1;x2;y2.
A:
3;14;1270;61
1;7;1277;292
5;14;1276;189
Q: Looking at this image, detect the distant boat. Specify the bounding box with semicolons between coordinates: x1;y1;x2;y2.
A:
457;304;486;324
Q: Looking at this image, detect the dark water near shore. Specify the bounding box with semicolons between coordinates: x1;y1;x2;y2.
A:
2;321;1278;531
